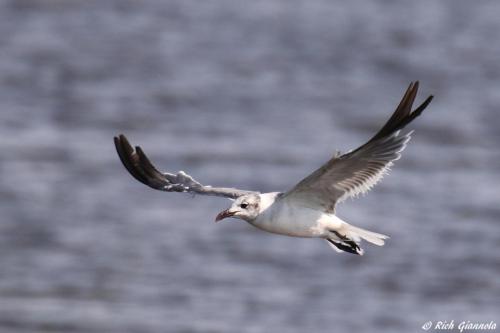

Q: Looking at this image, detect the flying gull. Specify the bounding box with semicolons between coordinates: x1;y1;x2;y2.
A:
114;82;433;255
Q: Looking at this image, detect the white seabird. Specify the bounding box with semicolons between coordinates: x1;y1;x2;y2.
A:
114;82;433;255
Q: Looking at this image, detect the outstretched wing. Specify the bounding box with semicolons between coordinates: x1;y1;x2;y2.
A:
114;134;256;199
283;81;433;212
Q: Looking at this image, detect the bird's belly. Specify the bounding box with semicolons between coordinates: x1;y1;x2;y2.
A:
250;203;331;238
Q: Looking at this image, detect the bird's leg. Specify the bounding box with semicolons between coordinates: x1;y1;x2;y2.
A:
326;239;361;255
329;230;361;253
331;230;349;241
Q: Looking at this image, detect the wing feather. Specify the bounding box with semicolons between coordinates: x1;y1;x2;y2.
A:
114;134;256;199
283;81;433;212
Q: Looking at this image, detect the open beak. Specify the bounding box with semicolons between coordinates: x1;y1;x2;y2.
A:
215;209;236;222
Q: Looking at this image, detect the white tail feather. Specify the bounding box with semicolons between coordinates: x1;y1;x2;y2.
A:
343;224;389;246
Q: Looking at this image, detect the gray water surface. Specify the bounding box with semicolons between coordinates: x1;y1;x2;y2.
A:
0;1;499;332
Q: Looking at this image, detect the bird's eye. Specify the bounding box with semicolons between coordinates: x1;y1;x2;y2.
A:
240;203;248;209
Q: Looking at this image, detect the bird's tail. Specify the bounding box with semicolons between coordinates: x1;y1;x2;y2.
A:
344;224;389;246
326;223;389;255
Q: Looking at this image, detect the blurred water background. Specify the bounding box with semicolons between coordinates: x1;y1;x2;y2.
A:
0;0;499;332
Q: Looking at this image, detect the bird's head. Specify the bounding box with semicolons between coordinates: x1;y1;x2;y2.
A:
215;193;261;222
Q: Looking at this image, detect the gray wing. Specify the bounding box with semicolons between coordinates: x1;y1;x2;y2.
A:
283;82;433;212
114;134;256;199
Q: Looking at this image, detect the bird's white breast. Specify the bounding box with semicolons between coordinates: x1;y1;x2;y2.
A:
249;192;342;237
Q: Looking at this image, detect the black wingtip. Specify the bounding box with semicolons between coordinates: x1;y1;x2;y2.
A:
114;134;172;191
413;95;434;116
134;145;168;189
114;134;150;185
369;81;432;143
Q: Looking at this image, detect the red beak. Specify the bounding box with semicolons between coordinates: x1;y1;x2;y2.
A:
215;209;236;222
